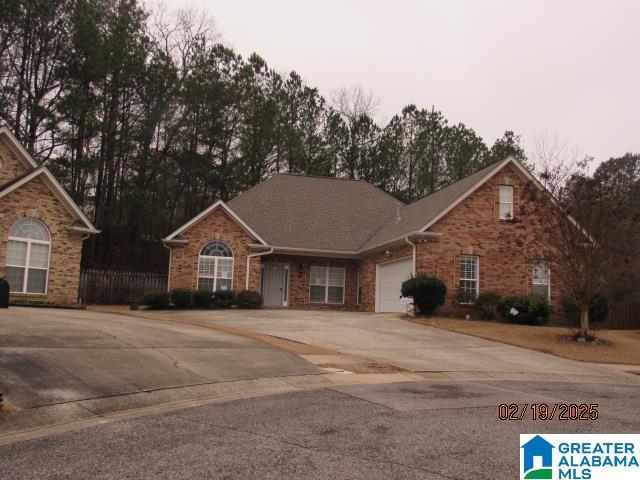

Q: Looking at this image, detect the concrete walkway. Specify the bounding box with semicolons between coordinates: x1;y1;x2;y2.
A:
157;309;636;380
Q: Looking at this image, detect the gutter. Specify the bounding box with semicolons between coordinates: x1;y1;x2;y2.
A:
247;231;441;260
357;231;441;257
246;244;358;259
246;247;274;290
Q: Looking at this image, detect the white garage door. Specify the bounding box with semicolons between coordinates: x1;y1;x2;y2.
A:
376;257;413;313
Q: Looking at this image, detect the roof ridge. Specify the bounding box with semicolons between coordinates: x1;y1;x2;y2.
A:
278;172;366;182
406;159;504;206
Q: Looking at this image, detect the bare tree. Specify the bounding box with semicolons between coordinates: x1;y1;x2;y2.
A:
330;85;380;122
525;133;639;338
149;2;219;75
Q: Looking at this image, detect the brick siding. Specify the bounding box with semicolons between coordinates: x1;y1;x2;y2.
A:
0;178;85;304
0;141;29;185
168;207;261;292
167;163;564;314
261;254;358;310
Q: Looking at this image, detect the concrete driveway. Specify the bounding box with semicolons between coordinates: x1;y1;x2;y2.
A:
159;309;630;379
0;307;318;431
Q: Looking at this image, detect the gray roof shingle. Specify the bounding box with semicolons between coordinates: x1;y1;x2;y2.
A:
228;174;403;251
360;160;505;250
226;160;509;252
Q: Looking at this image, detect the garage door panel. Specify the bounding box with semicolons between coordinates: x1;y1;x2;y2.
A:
377;257;412;313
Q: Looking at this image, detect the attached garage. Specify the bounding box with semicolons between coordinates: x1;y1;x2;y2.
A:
375;256;413;313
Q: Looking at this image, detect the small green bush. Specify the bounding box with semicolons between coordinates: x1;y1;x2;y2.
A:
562;295;609;326
475;291;502;320
499;295;551;325
400;275;447;316
236;290;263;309
170;288;192;308
213;290;236;308
193;289;214;308
143;290;170;309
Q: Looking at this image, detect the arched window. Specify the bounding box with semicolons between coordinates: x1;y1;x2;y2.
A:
197;240;234;291
5;218;51;294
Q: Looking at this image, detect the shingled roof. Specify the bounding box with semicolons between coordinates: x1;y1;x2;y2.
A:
167;157;522;253
228;174;402;252
360;160;507;250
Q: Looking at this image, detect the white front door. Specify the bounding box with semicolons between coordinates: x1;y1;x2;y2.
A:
376;257;413;313
262;263;287;307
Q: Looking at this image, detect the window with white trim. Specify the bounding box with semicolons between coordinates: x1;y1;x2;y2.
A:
5;218;51;294
459;255;479;303
499;185;514;219
532;261;550;300
310;266;345;304
197;240;234;291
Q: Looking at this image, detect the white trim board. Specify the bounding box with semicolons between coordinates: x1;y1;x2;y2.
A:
0;127;39;169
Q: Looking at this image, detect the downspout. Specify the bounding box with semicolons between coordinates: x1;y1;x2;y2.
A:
163;242;172;292
405;236;416;276
246;247;274;290
78;234;91;305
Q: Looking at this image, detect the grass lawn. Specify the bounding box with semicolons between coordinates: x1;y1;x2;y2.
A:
409;316;640;366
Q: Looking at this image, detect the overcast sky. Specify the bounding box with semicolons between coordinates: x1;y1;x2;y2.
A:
163;0;639;165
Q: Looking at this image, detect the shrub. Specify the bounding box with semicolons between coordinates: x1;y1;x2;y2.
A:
170;288;192;308
193;289;214;308
454;288;477;306
236;290;263;309
475;291;502;320
400;275;447;316
213;290;236;308
499;294;551;325
143;290;170;309
562;295;609;326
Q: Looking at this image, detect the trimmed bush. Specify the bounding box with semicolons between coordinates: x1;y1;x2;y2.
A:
236;290;263;309
475;291;502;320
193;289;214;308
499;294;551;325
170;288;192;308
400;275;447;316
562;295;609;326
143;290;170;309
213;290;236;308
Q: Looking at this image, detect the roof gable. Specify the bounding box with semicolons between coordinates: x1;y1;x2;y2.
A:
359;158;514;251
164;200;268;245
0;167;99;233
0;129;98;234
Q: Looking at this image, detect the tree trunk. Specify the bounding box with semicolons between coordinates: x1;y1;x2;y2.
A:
579;306;589;337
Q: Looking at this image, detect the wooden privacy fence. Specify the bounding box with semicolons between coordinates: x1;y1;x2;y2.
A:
599;302;640;330
79;269;168;304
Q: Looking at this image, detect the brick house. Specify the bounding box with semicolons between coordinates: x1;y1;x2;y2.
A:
164;156;559;313
0;127;99;304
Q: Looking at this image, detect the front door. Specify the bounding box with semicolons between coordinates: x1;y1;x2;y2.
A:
262;263;286;307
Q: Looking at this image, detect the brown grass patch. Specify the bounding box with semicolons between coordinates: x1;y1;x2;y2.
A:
1;399;17;414
410;317;640;365
317;363;408;374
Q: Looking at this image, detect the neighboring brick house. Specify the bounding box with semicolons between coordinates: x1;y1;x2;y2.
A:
0;127;99;304
165;156;560;313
